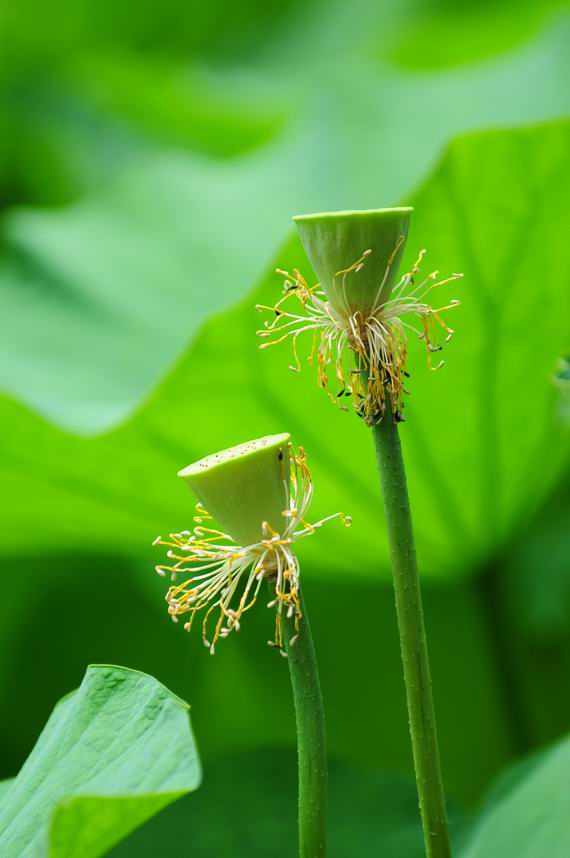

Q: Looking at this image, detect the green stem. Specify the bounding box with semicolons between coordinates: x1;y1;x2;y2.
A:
282;586;328;858
372;407;451;858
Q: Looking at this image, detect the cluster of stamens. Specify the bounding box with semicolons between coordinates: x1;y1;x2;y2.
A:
153;446;350;655
256;241;462;424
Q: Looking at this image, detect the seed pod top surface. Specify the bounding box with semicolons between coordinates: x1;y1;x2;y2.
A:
178;433;291;545
293;208;412;318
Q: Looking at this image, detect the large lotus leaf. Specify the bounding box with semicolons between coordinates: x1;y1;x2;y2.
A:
0;665;201;857
1;6;569;433
0;121;569;584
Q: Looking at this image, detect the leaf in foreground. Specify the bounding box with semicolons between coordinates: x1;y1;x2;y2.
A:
0;665;201;858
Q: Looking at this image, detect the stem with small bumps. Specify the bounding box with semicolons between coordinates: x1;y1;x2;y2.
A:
282;586;328;858
372;405;451;858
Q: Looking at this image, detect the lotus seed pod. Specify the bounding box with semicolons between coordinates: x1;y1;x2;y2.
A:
178;433;291;545
293;208;413;318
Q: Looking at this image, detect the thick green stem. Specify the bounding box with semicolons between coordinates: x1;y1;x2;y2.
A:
282;587;328;858
372;407;451;858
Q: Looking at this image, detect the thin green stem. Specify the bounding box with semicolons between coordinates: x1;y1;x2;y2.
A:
372;406;451;858
282;586;328;858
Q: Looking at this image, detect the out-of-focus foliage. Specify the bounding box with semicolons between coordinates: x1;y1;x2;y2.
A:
1;123;569;580
1;0;570;853
389;0;569;68
0;666;200;857
0;0;569;431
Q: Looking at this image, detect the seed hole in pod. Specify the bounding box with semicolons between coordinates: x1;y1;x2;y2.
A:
180;433;290;478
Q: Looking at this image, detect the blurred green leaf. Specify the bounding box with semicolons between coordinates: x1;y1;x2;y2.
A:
77;55;291;158
111;750;427;858
1;122;569;583
388;0;569;69
0;665;201;857
0;0;311;67
461;736;570;857
1;4;569;431
0;781;14;802
0;152;291;431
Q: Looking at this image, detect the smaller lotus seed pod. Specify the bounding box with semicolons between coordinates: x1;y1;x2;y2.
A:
178;433;291;545
293;208;413;318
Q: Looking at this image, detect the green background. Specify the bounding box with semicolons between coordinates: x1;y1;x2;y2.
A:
1;0;570;853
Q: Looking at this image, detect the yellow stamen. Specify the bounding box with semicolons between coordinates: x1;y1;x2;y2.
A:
153;445;350;654
256;245;462;424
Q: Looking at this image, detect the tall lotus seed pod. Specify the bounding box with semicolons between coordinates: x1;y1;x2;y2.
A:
258;208;462;858
257;208;462;424
178;433;291;546
294;208;412;318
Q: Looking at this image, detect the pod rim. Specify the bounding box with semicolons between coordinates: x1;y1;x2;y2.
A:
178;433;291;479
293;206;413;223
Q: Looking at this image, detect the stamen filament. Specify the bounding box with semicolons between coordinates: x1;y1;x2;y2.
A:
154;445;350;652
257;246;462;424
